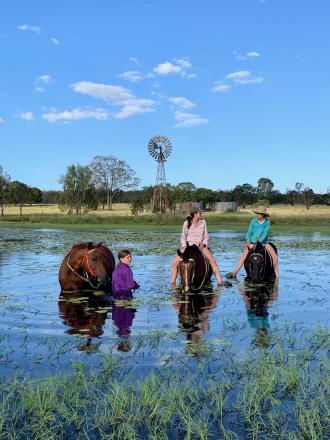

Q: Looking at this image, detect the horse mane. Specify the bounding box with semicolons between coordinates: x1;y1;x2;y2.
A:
180;244;199;262
70;242;101;252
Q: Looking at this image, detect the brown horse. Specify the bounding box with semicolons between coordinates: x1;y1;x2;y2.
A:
59;242;115;292
177;245;213;293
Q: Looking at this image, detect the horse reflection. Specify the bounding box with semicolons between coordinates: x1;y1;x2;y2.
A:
172;291;219;351
239;280;278;347
59;292;112;351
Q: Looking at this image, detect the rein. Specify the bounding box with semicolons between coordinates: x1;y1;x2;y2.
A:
66;248;101;289
179;255;209;291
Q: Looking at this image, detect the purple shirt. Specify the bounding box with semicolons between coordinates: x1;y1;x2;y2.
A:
112;263;138;294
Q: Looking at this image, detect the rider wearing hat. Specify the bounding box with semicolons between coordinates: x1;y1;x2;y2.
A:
230;206;279;278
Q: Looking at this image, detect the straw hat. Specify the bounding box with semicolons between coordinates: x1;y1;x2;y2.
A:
253;206;269;216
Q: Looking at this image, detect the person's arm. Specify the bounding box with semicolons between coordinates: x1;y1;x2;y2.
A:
201;220;209;247
180;221;188;248
258;220;270;243
124;266;136;290
246;219;255;243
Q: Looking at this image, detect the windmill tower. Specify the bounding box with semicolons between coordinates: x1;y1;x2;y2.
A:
147;135;172;214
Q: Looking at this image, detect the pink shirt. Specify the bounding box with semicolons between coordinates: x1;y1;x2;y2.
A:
180;219;209;248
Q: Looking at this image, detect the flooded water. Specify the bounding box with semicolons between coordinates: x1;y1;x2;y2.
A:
0;227;329;378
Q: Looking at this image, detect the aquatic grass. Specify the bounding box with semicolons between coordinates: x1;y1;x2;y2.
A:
0;328;328;439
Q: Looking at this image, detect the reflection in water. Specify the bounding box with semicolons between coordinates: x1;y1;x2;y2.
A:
58;292;112;351
59;291;137;352
112;292;136;352
239;280;278;347
172;290;219;353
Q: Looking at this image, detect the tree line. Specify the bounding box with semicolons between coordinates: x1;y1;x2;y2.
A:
1;159;329;216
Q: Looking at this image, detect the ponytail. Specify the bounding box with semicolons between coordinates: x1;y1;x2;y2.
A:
186;207;200;229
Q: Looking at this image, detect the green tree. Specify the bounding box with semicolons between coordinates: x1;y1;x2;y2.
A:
232;183;257;208
8;180;30;216
177;182;196;202
90;155;140;211
59;164;97;215
0;165;10;215
29;187;42;204
257;177;274;200
302;187;314;210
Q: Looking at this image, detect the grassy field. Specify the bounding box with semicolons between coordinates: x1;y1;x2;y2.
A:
1;203;330;231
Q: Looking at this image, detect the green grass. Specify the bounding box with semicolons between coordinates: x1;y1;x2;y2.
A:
0;328;328;439
1;211;330;234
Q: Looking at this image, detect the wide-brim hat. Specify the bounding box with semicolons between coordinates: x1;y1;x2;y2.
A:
253;206;269;216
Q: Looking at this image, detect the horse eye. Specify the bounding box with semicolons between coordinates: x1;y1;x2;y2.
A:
91;256;97;262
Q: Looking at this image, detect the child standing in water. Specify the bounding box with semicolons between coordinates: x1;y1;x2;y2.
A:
112;249;140;297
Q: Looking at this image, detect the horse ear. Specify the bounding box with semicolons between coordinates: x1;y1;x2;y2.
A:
177;249;183;257
95;242;103;248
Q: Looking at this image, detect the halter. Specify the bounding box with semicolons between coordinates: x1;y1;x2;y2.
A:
249;251;266;280
66;247;101;289
179;256;209;291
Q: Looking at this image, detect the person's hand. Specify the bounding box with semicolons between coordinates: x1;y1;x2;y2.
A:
247;243;255;250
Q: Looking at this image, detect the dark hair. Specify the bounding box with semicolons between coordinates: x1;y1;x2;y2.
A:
186;208;201;229
118;249;131;260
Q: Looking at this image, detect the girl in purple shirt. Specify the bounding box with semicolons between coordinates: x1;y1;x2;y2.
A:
170;208;222;286
112;249;140;297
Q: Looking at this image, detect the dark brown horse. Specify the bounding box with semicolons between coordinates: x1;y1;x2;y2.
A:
177;245;213;293
244;241;277;283
59;242;115;292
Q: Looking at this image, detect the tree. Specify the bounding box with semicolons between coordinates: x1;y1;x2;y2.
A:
29;187;42;204
90;155;140;211
257;177;274;200
177;182;196;202
59;164;97;215
8;180;30;216
302;187;314;210
0;165;10;215
232;183;257;208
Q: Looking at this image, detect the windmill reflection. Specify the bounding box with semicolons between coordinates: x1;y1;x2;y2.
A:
238;280;278;347
172;290;219;353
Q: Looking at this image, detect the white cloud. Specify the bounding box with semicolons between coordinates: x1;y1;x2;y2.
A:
42;108;109;123
246;51;260;58
187;73;198;79
34;86;45;93
153;62;182;75
235;51;261;60
36;75;51;84
118;70;143;82
226;70;264;84
0;117;4;124
71;81;155;118
51;37;60;45
16;111;34;121
177;58;192;69
211;83;231;93
169;96;196;109
17;24;41;34
174;110;208;128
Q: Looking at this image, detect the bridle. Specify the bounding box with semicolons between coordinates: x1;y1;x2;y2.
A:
179;256;209;291
66;247;101;289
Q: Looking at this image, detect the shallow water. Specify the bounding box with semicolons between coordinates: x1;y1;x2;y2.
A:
0;227;329;378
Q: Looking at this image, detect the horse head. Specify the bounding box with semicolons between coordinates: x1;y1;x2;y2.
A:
177;246;196;293
244;242;276;283
59;242;116;292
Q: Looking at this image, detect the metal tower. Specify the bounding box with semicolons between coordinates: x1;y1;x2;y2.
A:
147;135;172;214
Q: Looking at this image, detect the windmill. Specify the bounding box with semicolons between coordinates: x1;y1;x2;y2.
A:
147;135;172;214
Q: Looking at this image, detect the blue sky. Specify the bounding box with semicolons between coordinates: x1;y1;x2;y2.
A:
0;0;329;193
